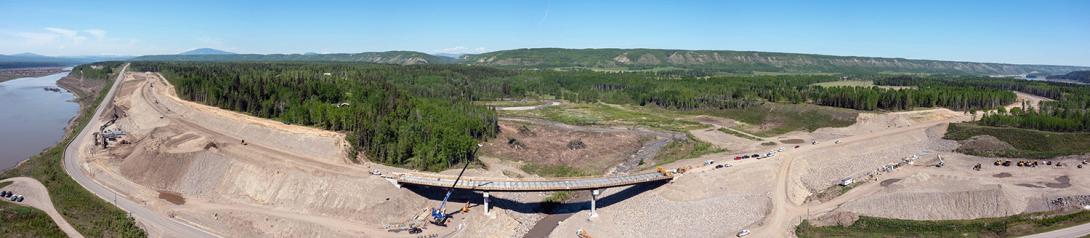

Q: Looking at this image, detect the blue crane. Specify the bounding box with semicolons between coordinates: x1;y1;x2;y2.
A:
430;144;481;225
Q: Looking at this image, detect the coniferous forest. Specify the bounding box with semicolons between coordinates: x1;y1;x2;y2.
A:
130;61;1088;170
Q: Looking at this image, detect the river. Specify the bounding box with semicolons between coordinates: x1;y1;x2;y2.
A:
0;69;78;171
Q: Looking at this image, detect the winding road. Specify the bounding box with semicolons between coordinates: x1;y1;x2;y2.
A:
61;64;218;238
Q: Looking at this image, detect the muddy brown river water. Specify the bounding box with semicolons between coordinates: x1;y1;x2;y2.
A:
0;70;78;171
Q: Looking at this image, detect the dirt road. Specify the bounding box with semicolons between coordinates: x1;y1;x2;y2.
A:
61;64;219;238
1;177;83;238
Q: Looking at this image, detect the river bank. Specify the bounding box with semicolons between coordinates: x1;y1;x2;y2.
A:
0;70;79;171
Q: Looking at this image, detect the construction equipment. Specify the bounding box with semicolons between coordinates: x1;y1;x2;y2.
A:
657;167;673;176
577;229;593;238
935;156;944;168
383;209;429;234
430;144;481;226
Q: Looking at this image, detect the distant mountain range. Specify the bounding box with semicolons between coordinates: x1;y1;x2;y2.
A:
179;48;237;55
461;48;1090;75
132;50;455;65
13;47;1090;75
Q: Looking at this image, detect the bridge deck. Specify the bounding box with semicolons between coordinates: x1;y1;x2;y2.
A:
395;172;672;191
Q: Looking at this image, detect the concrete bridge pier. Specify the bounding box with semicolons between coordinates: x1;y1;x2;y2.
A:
483;191;492;218
590;189;601;218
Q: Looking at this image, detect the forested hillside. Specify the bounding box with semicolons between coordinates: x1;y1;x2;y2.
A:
1047;70;1090;84
462;48;1089;75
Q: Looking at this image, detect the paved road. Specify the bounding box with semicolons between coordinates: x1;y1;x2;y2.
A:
61;64;218;238
395;171;671;192
1;177;84;238
1020;222;1090;238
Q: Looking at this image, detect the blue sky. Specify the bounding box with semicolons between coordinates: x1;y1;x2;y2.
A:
2;0;1088;66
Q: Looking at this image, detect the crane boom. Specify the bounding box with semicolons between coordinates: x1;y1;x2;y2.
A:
431;145;480;225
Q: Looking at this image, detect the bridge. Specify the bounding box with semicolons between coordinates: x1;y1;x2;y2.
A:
391;171;674;217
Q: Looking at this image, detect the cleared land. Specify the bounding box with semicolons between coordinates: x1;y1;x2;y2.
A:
498;102;706;132
480;120;645;176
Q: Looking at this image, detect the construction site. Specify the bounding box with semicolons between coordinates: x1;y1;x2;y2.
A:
69;70;1090;238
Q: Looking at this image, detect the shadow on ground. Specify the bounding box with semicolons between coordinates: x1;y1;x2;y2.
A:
404;180;668;216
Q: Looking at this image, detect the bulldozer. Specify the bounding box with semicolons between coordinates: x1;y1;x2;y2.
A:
657;167;673;176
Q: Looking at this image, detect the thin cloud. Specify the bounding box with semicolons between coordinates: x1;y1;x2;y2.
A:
0;27;149;55
84;29;107;40
44;27;78;38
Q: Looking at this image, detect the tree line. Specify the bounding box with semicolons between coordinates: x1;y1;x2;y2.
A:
877;75;1090;132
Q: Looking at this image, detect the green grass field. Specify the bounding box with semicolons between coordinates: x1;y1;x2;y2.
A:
1;68;146;237
0;202;67;238
520;164;591;177
654;139;724;166
695;103;857;137
797;210;1090;238
499;102;707;132
945;123;1090;158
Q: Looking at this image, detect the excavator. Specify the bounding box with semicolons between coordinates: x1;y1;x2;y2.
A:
430;144;481;226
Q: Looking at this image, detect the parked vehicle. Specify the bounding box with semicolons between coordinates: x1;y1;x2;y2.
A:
734;156;743;160
794;145;800;149
737;229;750;237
